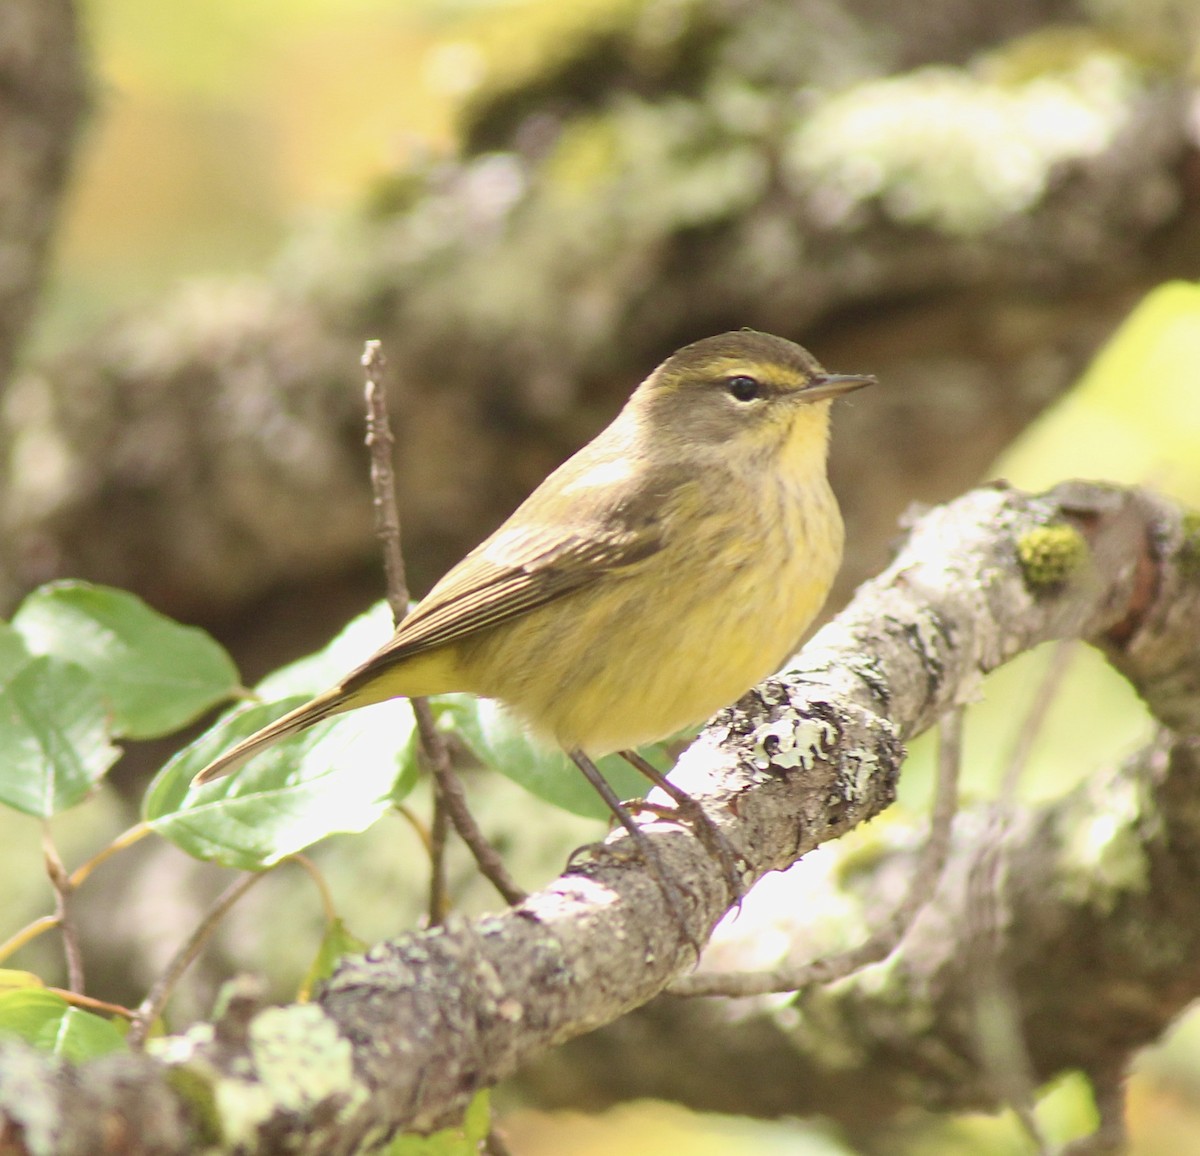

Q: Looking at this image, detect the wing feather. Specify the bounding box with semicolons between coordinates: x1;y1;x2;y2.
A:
342;520;662;686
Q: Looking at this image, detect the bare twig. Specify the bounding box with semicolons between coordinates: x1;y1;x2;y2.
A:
428;787;451;926
0;914;60;964
416;705;525;906
47;988;136;1021
287;854;338;924
1000;640;1077;802
362;340;411;622
967;639;1083;1153
68;822;152;889
361;340;526;910
395;804;434;856
0;823;151;983
670;706;964;997
127;871;266;1049
41;826;83;995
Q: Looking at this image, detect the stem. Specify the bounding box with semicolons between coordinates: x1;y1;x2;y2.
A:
68;822;152;889
42;826;83;994
127;872;266;1048
361;340;525;910
47;988;136;1020
287;854;338;924
0;915;60;964
428;786;450;926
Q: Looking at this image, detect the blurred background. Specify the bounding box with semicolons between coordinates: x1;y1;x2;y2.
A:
3;0;1200;1152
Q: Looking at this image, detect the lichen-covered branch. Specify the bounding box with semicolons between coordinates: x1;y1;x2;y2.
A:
1;480;1193;1152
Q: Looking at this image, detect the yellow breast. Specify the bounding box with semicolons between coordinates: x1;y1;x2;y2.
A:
450;454;843;755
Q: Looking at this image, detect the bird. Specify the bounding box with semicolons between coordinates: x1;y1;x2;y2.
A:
193;329;874;936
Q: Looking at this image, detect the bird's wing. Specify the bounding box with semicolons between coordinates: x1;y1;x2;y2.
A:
348;517;664;674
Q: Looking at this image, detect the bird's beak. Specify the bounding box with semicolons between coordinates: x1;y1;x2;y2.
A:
801;373;877;403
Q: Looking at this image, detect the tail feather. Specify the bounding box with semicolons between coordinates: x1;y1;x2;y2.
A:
191;688;350;785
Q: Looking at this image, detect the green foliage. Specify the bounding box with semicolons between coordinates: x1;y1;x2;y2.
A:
298;918;368;1002
387;1089;491;1156
143;600;428;869
0;986;127;1063
144;696;420;870
12;581;240;740
437;693;660;819
0;580;240;818
0;656;118;818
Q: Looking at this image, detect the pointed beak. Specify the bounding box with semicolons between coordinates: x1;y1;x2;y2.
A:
801;372;876;403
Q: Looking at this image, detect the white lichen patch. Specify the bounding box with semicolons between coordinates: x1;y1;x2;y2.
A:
750;715;835;771
837;748;879;803
202;1004;366;1144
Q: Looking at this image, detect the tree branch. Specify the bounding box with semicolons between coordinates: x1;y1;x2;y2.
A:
1;480;1193;1152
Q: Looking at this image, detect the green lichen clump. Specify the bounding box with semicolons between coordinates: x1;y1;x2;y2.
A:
1016;523;1088;590
1178;510;1200;579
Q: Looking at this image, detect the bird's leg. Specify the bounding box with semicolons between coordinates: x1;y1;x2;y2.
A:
567;749;702;955
619;749;746;904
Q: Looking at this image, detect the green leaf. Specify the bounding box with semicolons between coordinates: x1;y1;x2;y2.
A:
386;1089;490;1155
0;656;119;817
0;989;127;1062
0;971;45;995
0;624;31;679
298;918;368;1002
12;581;240;739
144;696;420;870
436;696;664;820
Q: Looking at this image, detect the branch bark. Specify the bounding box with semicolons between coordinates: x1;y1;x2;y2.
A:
2;479;1195;1152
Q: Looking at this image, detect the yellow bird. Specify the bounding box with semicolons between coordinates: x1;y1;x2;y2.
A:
193;330;873;922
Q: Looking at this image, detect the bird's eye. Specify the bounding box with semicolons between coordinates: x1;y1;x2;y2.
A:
726;375;762;402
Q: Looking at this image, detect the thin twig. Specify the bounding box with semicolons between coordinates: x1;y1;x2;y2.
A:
416;704;525;906
361;340;526;910
394;805;434;856
363;340;411;621
1000;640;1076;802
0;823;151;980
47;988;136;1020
0;914;60;964
287;854;339;924
965;643;1080;1155
42;826;83;994
671;706;964;997
428;787;450;926
126;871;266;1049
68;822;152;889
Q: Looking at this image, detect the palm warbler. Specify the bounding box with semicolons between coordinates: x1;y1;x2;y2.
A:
192;331;872;914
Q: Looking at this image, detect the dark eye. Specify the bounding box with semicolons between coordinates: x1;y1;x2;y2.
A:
726;375;762;402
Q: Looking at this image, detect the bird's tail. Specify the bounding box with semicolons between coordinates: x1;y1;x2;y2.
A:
191;687;353;785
